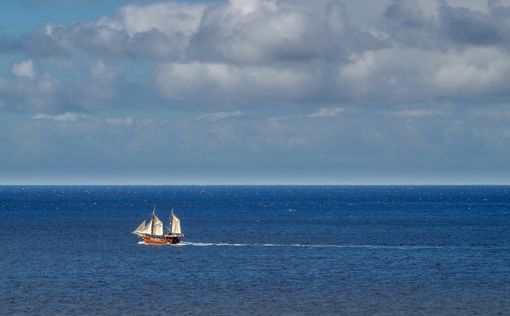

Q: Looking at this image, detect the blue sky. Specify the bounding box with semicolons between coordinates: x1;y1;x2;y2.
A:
1;0;510;184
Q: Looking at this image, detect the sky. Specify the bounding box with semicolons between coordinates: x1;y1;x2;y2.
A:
1;0;510;184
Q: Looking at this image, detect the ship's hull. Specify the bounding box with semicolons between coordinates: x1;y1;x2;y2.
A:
142;235;181;245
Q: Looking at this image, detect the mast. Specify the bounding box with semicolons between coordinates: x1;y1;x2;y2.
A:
151;206;156;235
170;208;175;234
147;207;164;237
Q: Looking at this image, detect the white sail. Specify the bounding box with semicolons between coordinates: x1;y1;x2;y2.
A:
132;220;146;235
139;219;153;235
153;215;164;236
171;214;181;235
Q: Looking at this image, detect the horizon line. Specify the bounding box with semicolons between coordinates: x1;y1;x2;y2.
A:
1;183;510;186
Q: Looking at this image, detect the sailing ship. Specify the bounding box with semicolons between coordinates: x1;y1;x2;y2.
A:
133;208;183;245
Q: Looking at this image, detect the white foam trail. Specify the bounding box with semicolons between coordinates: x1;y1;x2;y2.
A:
180;242;247;247
178;242;508;250
138;241;509;250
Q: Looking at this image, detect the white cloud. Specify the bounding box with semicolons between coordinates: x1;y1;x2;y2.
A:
339;47;510;101
4;0;510;111
105;2;205;37
197;111;242;121
32;112;85;122
156;62;316;101
432;47;510;94
11;60;36;80
32;113;135;126
188;0;376;64
414;0;443;22
191;0;317;63
38;2;206;61
308;107;345;118
229;0;278;14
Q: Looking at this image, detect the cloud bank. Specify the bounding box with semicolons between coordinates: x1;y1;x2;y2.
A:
3;0;510;112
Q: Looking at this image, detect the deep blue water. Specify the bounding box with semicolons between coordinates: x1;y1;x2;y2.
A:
1;185;509;315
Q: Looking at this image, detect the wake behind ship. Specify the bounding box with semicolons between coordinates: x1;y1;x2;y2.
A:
133;208;183;244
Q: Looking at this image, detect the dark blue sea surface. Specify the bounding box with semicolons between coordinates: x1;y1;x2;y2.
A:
1;185;509;315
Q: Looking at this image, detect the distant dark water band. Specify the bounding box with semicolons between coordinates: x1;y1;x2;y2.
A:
138;241;509;250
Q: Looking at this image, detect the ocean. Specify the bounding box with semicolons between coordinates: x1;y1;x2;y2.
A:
1;185;509;315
